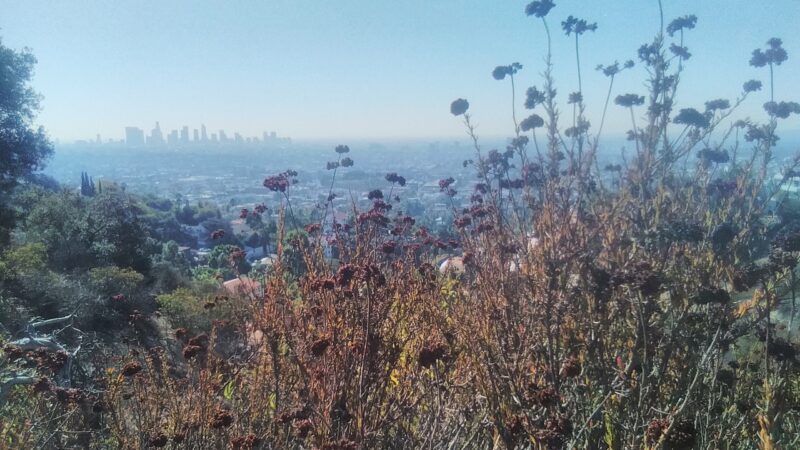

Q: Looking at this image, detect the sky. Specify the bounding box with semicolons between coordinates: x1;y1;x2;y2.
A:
1;0;798;142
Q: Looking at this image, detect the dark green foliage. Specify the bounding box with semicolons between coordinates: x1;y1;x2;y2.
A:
175;201;218;226
21;186;154;272
282;229;309;277
208;244;251;279
0;38;53;244
80;171;96;197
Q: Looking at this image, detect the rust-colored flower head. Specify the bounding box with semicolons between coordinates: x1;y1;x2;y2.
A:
450;98;469;116
673;108;710;128
492;62;522;80
666;15;697;37
231;434;261;449
615;93;645;108
210;408;234;429
750;37;788;68
182;345;203;360
36;350;69;372
385;172;407;186
188;333;209;348
525;0;555;18
520;114;544;131
368;189;384;200
263;173;290;192
462;252;475;266
310;337;331;357
743;79;762;93
174;327;188;339
559;357;581;378
32;376;51;395
535;385;559;407
293;419;313;438
418;343;448;368
3;345;24;361
148;432;169;448
336;264;356;287
304;223;321;234
311;276;336;292
381;240;397;254
438;177;455;191
562;15;597;36
454;216;471;229
121;361;143;377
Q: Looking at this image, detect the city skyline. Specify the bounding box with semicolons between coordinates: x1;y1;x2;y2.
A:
105;122;291;147
1;0;798;141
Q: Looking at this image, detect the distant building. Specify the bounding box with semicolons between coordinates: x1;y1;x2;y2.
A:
211;133;218;142
148;122;164;146
125;127;145;146
234;132;243;143
219;130;228;142
167;129;179;145
201;124;208;141
193;128;199;142
222;276;261;299
180;126;189;144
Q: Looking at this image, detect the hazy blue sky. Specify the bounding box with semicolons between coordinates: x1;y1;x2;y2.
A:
1;0;798;141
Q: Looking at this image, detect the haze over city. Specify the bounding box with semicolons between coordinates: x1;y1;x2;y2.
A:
1;0;799;142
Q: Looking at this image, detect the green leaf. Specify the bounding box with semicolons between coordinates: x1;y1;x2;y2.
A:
223;379;235;400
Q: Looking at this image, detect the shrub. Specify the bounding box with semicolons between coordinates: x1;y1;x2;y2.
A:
6;2;800;449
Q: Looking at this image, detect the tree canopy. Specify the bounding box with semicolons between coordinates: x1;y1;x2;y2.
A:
0;38;53;244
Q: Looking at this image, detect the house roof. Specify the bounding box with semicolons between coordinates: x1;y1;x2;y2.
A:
222;276;261;298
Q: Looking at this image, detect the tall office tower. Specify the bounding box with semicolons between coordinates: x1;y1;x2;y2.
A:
193;129;199;142
180;126;189;144
125;127;145;146
211;133;218;142
219;130;228;142
168;130;179;145
234;132;243;143
201;124;208;141
149;121;164;145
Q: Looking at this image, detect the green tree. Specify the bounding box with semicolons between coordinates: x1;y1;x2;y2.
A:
87;266;144;298
282;229;308;277
83;189;154;272
0;38;53;244
208;244;251;279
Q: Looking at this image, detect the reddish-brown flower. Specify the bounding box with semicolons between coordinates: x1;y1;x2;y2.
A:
182;345;203;360
310;337;331;357
210;408;234;428
121;361;143;377
148;432;169;448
